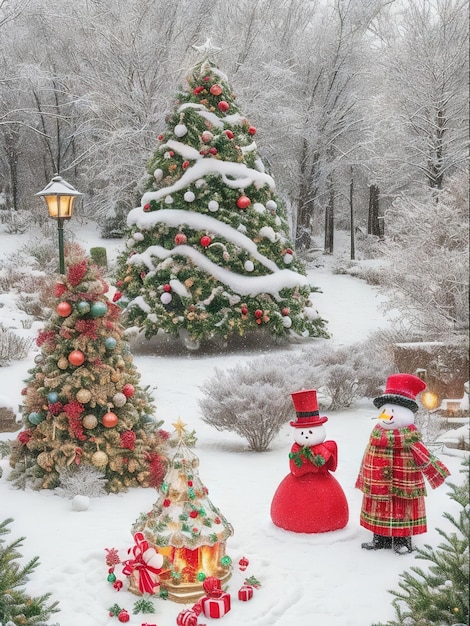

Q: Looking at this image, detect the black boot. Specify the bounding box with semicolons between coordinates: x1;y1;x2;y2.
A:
392;536;413;554
361;534;393;550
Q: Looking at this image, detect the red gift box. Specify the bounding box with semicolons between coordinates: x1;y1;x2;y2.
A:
176;608;198;626
238;584;254;601
201;592;231;618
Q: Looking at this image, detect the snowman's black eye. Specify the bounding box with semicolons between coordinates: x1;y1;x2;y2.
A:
309;430;313;435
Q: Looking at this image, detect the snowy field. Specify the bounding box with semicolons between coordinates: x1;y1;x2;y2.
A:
0;222;468;626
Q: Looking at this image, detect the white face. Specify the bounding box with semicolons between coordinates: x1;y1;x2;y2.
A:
293;424;326;446
377;402;415;430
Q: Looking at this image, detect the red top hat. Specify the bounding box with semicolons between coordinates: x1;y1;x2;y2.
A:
373;373;426;413
290;389;328;428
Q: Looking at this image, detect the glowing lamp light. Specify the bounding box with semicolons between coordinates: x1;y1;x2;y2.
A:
36;175;82;275
36;175;82;220
421;391;440;411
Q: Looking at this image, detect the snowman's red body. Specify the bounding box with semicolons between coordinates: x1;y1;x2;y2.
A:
271;440;349;533
270;389;349;534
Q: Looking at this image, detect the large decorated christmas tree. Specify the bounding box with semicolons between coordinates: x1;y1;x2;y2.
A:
115;52;328;346
9;246;168;493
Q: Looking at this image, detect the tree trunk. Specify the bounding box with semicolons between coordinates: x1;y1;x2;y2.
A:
368;183;382;238
295;140;318;250
324;174;334;254
349;168;355;260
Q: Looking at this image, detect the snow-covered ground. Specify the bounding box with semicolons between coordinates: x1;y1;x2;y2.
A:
0;222;468;626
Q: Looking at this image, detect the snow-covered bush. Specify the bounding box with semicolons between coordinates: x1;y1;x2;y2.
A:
0;324;32;366
199;338;394;449
54;466;108;499
199;354;298;452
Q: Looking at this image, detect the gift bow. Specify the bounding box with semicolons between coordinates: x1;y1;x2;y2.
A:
202;576;223;598
122;532;163;594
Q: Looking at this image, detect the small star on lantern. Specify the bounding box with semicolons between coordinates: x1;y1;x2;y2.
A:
172;417;187;438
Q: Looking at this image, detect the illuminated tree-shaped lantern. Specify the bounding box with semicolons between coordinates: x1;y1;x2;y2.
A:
131;419;234;603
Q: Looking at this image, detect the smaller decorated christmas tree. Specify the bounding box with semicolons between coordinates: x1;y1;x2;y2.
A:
130;418;234;603
9;246;168;493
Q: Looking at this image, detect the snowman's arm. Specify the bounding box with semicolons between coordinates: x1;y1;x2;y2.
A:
410;441;450;488
322;441;338;472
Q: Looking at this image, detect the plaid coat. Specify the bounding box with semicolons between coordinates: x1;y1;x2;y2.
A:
355;424;450;536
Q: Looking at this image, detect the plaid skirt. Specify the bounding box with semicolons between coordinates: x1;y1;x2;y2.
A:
359;493;427;537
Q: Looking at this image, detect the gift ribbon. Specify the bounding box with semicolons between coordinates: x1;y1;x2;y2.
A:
122;532;161;594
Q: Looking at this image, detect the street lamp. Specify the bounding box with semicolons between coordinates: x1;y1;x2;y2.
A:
36;175;82;274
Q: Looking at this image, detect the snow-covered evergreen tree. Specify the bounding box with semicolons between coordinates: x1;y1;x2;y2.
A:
0;517;60;626
9;246;167;493
115;55;328;346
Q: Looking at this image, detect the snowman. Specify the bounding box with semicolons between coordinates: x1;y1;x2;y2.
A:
356;373;450;554
270;389;349;533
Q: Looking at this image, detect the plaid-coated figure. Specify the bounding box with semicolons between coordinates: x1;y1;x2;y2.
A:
356;373;450;553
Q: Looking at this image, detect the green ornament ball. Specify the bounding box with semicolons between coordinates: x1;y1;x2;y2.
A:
77;301;91;314
220;555;232;567
105;337;117;350
197;572;207;582
28;412;44;425
90;301;107;318
107;573;116;583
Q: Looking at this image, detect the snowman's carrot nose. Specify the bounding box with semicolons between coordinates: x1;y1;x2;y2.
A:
378;410;393;421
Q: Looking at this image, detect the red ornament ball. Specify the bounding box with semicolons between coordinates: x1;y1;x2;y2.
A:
282;307;290;316
68;350;85;366
248;126;257;135
102;412;118;428
143;203;151;212
121;384;135;398
237;195;251;209
163;283;171;292
200;235;211;248
218;100;229;112
118;609;130;623
209;147;217;155
56;301;72;317
210;84;223;96
254;309;263;319
224;129;234;139
174;233;187;245
241;306;248;315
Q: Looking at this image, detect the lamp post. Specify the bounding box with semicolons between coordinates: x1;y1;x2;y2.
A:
36;175;82;274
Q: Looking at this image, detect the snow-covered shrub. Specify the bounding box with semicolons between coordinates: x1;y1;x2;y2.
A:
19;240;58;273
199;339;394;448
298;340;391;410
54;466;108;498
0;324;32;366
3;209;30;234
199;354;298;452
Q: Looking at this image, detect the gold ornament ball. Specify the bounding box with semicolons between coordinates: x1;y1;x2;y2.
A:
82;414;98;429
92;450;109;468
111;371;121;383
58;357;69;370
76;388;92;404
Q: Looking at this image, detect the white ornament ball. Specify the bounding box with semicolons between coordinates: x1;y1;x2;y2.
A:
208;200;219;212
165;195;173;204
284;253;294;264
184;191;195;202
112;392;127;407
266;200;277;211
154;168;163;181
126;238;135;248
161;292;172;304
244;260;254;272
253;202;266;214
72;495;90;512
174;123;188;137
133;232;144;241
282;315;292;328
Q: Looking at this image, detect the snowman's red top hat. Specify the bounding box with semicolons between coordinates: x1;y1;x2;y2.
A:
373;373;426;413
290;389;328;428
